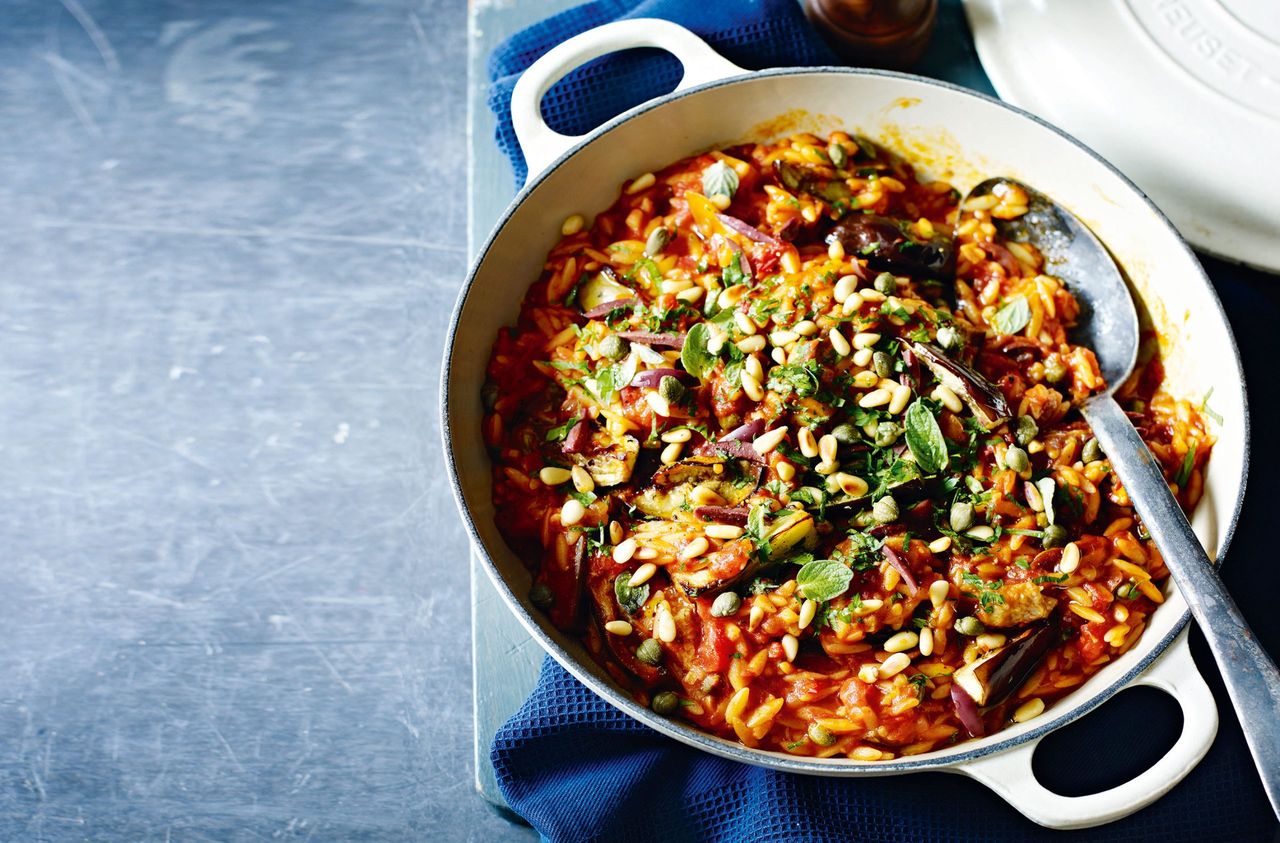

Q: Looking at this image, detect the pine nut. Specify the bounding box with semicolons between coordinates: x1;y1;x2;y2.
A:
929;579;950;608
734;311;757;336
918;628;934;657
853;332;881;349
741;371;765;402
798;427;819;459
853;369;878;387
655;605;677;642
748;604;763;631
834;274;859;303
609;521;624;544
1060;542;1081;573
571;465;595;494
771;347;787;365
770;330;798;347
675;287;703;303
815;460;838;476
793;320;818;336
744;354;764;382
613;538;638;564
753;426;788;455
835;473;868;497
661;428;692;444
680;537;710;559
737;335;766;353
705;524;744;540
798;599;817;630
646;391;671;417
605;620;633;636
781;633;799;663
842;292;864;315
635;546;659;560
883;631;918;653
933;384;964;414
887;384;912;414
539;466;572;485
660;442;683;465
829;328;851;357
878;652;911;678
966;525;995;540
629;561;657;586
859;388;892;408
627;172;656;193
818;434;838;464
853;348;874;368
1012;697;1045;723
928;536;952;554
560;214;585;236
776;461;796;482
561;498;586;526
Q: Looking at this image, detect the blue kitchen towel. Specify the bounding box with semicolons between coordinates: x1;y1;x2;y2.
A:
487;2;1280;841
486;0;837;186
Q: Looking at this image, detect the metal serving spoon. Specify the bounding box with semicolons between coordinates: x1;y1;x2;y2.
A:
963;178;1279;816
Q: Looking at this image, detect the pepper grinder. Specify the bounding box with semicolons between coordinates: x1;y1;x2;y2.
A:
804;0;938;69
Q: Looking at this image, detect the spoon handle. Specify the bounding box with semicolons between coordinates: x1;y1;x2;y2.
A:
1082;394;1280;817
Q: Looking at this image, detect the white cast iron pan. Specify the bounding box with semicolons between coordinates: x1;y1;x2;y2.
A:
442;19;1249;829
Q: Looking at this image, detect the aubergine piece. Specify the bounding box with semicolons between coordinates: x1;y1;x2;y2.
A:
825;215;955;280
587;567;664;686
824;477;926;515
773;160;852;205
952;617;1060;707
572;434;640;488
631;456;762;519
908;341;1012;430
668;510;817;597
538;532;588;633
577;267;633;314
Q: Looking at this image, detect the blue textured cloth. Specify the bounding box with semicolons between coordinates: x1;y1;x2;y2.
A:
486;2;1280;841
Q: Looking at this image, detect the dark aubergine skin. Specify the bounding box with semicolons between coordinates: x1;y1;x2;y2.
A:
953;615;1062;735
826;215;956;280
908;341;1012;430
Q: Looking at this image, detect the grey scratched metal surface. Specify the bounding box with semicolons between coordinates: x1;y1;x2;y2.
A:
467;0;577;815
0;0;528;838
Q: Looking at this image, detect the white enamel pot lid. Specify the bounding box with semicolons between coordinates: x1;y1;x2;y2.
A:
443;19;1250;830
963;0;1280;274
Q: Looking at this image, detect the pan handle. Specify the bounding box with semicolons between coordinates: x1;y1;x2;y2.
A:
511;19;746;183
953;629;1217;829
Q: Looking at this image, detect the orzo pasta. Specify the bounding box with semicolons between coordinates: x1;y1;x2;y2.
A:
482;131;1214;758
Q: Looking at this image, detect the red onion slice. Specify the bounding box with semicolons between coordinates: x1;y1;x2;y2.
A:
562;417;592;454
951;684;985;737
882;543;919;594
713;439;764;464
720;420;765;443
581;297;637;320
717;213;781;246
616;331;685;350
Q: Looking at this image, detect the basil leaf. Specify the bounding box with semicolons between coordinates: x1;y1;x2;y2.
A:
991;296;1031;336
585;364;618;404
681;322;716;380
722;249;751;287
745;504;772;561
614;572;649;615
544;418;577;442
796;558;853;602
701;160;739;199
904;399;949;475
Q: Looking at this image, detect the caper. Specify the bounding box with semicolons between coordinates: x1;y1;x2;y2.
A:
807;722;837;747
710;591;742;618
1041;524;1068;548
1004;445;1030;474
1014;415;1039;447
872;495;899;524
831;423;859;446
635;638;663;666
1043;356;1067;384
658;375;686;404
529;583;554;610
949;500;975;532
874;421;902;448
955;616;985;637
936;325;960;351
872;351;894;380
645;226;672;257
600;334;628;360
651;690;681;716
874;272;897;295
827;140;848;170
1082;438;1104;464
